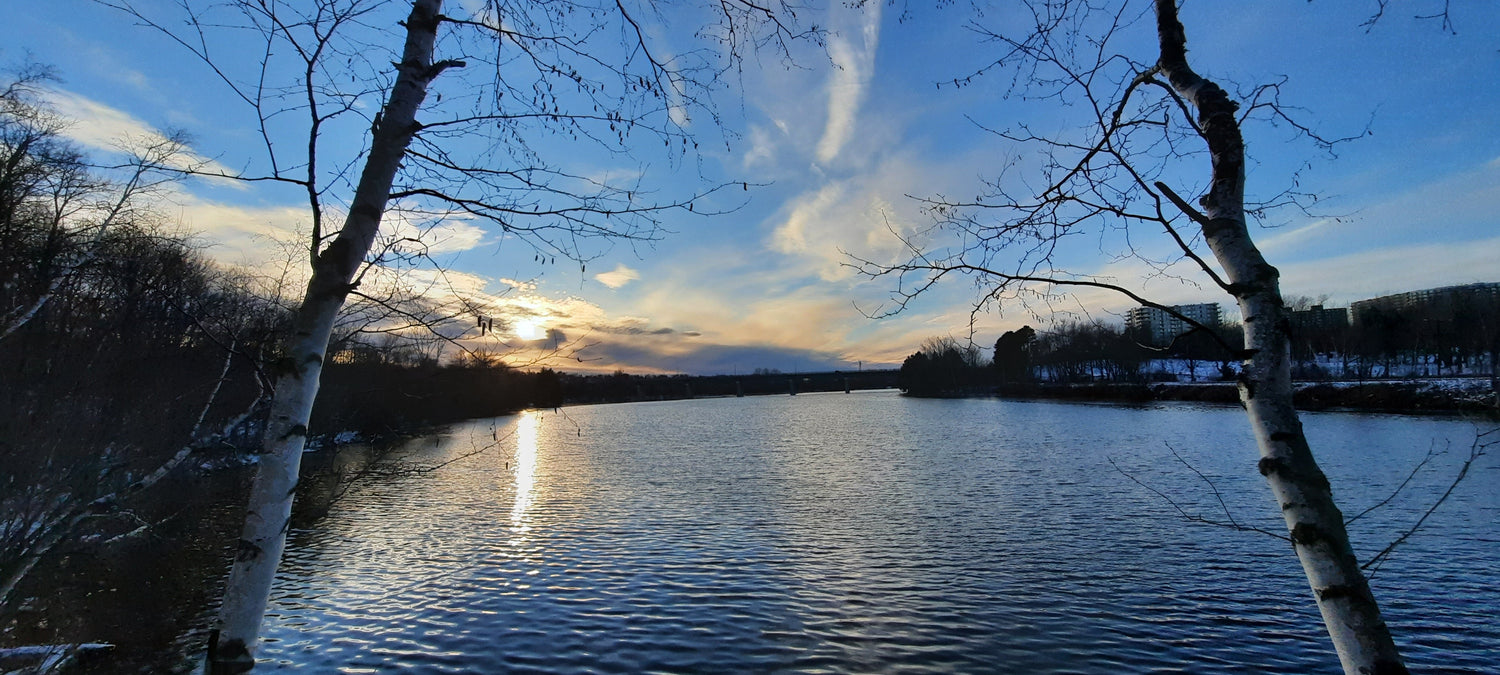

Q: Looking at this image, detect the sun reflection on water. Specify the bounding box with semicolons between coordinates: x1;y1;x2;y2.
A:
510;410;539;532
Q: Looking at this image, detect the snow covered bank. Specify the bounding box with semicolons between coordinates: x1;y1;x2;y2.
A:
995;379;1497;414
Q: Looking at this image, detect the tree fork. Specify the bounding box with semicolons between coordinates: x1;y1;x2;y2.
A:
207;2;449;672
1152;1;1406;672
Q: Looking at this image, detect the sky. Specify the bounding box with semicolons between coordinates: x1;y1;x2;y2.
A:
3;0;1497;374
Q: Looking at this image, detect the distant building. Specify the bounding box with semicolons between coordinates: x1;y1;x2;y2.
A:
1125;302;1221;346
1288;305;1349;334
1350;282;1500;324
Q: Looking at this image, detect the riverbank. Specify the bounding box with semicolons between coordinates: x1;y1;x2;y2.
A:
0;428;456;674
987;378;1499;415
216;394;1500;673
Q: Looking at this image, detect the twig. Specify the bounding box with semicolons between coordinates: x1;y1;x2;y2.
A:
1345;441;1440;527
1108;456;1288;541
1165;442;1238;529
1363;428;1494;577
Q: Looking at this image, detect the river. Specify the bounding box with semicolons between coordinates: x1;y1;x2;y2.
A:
253;391;1498;673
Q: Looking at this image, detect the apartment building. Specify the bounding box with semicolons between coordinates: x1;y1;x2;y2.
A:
1124;302;1221;346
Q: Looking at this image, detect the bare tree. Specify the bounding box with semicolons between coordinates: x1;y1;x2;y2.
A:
0;66;187;342
0;66;272;617
854;2;1407;672
918;334;982;367
96;0;816;670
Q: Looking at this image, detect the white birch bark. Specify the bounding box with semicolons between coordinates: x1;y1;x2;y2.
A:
207;2;452;670
1153;2;1406;673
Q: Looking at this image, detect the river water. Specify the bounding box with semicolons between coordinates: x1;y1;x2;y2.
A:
254;391;1498;673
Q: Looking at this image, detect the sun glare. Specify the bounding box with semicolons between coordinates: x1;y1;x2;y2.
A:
510;410;538;532
514;318;544;340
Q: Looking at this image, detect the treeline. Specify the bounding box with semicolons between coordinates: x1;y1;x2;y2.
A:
0;71;564;612
315;357;563;434
560;369;898;403
1;69;274;612
899;323;1242;396
1291;298;1500;380
902;292;1500;398
898;336;990;396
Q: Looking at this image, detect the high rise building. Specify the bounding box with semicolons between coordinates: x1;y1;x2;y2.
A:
1125;302;1221;346
1350;282;1500;323
1288;305;1349;334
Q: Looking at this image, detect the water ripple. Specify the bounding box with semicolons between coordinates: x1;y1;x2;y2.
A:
257;394;1500;673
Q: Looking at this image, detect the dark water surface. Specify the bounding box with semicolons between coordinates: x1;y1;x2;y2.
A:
255;392;1499;673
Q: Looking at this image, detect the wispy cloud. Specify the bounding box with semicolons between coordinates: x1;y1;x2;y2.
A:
1276;236;1500;304
579;339;855;375
768;150;965;281
164;189;309;262
594;263;641;289
742;124;777;169
430;275;869;373
814;2;882;165
43;88;237;179
381;210;489;256
1258;157;1500;261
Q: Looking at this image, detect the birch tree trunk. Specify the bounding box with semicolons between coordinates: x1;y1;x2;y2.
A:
208;2;450;671
1152;2;1406;673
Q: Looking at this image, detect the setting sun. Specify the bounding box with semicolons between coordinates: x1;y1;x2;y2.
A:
514;318;544;341
12;1;1499;672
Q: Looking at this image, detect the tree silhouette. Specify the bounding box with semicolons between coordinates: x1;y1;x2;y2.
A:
98;0;819;669
899;335;986;396
854;2;1407;670
992;325;1036;385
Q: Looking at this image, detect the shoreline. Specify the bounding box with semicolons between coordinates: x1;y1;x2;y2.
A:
974;379;1499;416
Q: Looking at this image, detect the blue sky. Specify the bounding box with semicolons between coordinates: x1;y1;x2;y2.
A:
5;1;1497;373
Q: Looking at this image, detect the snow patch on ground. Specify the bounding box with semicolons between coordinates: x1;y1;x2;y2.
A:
304;430;362;452
1141;358;1236;383
196;453;258;473
1306;378;1492;392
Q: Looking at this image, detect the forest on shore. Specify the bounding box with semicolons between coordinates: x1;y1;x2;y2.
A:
2;1;1497;667
898;317;1500;413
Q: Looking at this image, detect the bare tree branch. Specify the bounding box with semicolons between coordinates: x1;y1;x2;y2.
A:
1108;455;1288;542
1362;428;1494;577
